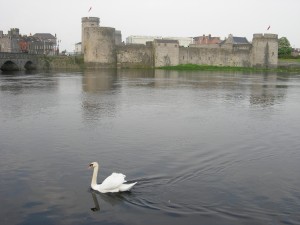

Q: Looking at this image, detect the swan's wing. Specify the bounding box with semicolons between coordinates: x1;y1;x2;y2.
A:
100;173;126;190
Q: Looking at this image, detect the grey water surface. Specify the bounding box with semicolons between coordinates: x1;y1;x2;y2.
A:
1;69;300;225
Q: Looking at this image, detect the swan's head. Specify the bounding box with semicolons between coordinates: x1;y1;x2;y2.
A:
88;162;99;168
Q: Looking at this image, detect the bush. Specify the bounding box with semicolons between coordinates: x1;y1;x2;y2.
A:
278;37;292;58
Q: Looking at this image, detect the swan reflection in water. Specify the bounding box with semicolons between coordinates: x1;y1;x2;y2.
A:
90;190;133;212
90;191;100;212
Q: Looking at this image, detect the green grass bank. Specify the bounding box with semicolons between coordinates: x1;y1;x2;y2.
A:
158;63;300;73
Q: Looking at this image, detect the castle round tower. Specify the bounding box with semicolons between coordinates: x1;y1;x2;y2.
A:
83;26;116;67
81;17;100;48
251;33;278;68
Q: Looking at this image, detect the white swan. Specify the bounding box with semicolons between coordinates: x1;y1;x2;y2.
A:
88;162;137;193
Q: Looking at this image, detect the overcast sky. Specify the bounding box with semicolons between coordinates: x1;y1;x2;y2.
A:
1;0;299;52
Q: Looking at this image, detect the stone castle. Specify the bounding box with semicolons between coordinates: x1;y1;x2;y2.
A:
82;17;278;68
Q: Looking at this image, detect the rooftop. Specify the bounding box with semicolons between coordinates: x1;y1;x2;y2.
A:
220;34;250;45
154;39;179;44
33;33;56;40
231;36;250;44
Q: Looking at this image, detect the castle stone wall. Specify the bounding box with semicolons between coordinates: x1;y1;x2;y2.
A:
0;35;20;53
117;44;153;68
179;47;251;67
83;27;116;68
0;37;12;52
154;40;179;67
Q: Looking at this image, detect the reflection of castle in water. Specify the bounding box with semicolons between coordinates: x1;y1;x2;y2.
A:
154;70;288;107
82;69;118;93
81;69;119;121
81;69;288;120
249;73;287;107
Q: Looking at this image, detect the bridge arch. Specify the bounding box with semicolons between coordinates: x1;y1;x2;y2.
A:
0;60;19;71
24;61;36;70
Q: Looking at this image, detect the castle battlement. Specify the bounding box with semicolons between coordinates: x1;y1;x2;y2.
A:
264;33;278;39
253;33;264;38
81;17;100;24
253;33;278;39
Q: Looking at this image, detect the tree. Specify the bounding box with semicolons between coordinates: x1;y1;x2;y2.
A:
278;37;292;57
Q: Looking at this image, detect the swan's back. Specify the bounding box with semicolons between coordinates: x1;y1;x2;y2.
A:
100;172;126;191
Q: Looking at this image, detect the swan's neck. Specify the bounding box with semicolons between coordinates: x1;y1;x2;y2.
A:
91;166;99;187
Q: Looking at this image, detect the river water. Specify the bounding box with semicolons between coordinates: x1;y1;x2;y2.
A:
1;69;300;225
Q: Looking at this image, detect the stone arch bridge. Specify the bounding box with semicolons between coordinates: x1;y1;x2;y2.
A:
0;52;38;71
